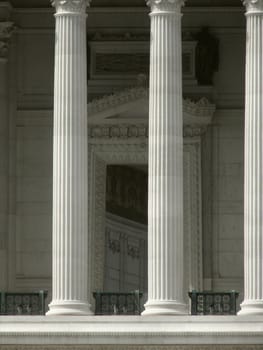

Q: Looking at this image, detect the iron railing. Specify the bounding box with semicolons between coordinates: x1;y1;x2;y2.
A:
189;290;239;315
0;290;48;315
93;291;143;315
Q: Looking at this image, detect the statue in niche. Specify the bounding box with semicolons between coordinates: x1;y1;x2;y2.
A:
195;27;219;85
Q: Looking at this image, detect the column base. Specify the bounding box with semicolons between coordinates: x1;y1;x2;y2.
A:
238;300;263;315
141;299;188;316
46;300;93;316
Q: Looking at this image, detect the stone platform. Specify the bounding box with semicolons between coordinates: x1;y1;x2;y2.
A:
0;316;263;348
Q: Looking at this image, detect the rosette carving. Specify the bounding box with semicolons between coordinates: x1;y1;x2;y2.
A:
243;0;263;12
146;0;185;12
51;0;91;14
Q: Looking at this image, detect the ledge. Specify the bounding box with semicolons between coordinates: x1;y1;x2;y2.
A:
0;316;263;345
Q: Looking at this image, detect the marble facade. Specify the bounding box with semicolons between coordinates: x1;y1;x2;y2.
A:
0;0;262;346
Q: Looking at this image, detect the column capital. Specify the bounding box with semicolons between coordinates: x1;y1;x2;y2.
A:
51;0;91;15
146;0;185;13
0;21;14;60
243;0;263;13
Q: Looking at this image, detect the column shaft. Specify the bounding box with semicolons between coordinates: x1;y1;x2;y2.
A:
47;0;92;315
239;0;263;315
142;0;187;315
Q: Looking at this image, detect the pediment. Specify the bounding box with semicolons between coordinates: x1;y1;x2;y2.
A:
88;86;216;127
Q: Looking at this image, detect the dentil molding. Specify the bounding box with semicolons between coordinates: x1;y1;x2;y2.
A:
146;0;185;13
51;0;91;14
243;0;263;12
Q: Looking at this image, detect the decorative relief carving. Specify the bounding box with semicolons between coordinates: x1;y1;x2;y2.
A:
88;87;215;120
183;97;216;117
0;22;14;59
90;144;147;295
146;0;185;13
88;87;148;116
108;238;121;254
183;125;208;137
89;124;206;139
95;53;149;75
127;244;140;259
89;125;148;140
243;0;263;12
51;0;91;14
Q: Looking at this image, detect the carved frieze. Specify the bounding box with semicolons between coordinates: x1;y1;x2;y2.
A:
89;125;148;140
51;0;91;14
95;53;149;75
89;124;206;140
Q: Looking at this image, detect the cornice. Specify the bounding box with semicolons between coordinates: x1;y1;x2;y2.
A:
243;0;263;13
88;87;148;116
146;0;185;14
88;87;215;122
51;0;91;15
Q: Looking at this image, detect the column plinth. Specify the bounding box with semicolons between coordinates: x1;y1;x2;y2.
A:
239;0;263;316
142;0;187;316
47;0;92;316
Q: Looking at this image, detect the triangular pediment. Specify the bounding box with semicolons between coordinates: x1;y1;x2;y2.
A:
88;86;215;126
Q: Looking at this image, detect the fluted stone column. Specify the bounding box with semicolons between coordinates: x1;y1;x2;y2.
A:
47;0;92;315
239;0;263;315
142;0;187;315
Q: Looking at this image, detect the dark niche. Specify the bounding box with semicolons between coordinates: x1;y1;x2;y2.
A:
195;27;219;85
106;165;148;225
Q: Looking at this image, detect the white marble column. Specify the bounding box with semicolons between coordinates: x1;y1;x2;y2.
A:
0;20;14;291
47;0;92;315
239;0;263;315
142;0;187;315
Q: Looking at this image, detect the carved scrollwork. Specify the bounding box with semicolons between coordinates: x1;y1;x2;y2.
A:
127;244;140;259
146;0;185;13
243;0;263;12
51;0;91;14
109;238;121;254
